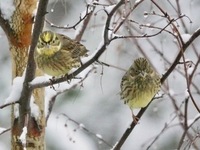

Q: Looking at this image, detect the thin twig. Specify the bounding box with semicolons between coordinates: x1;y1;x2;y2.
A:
0;10;14;42
178;114;200;149
75;2;96;42
45;4;93;30
0;101;19;109
0;128;11;135
113;0;145;33
113;21;200;150
46;67;95;123
58;113;113;148
30;0;125;90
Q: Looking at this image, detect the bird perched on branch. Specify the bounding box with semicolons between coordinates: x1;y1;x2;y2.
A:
34;30;88;76
120;57;161;122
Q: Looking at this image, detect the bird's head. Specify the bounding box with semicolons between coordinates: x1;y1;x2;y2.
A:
36;31;62;55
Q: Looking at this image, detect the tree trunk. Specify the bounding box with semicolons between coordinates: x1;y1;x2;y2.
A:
8;0;45;149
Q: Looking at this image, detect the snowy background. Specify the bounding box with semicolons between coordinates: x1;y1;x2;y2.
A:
0;0;200;150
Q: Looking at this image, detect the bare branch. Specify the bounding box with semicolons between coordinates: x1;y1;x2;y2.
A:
0;100;19;109
46;67;95;123
178;114;200;149
113;0;145;33
45;4;94;30
19;0;49;127
0;128;11;135
30;0;125;89
58;113;113;148
113;24;200;150
75;3;96;42
0;10;14;44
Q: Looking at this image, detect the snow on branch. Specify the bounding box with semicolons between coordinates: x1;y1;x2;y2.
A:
45;66;96;122
0;0;15;21
19;126;28;149
29;0;125;89
4;76;24;104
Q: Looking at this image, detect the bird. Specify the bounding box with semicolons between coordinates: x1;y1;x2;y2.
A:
120;57;161;122
34;30;88;76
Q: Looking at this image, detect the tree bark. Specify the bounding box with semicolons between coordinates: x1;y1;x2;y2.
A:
6;0;45;149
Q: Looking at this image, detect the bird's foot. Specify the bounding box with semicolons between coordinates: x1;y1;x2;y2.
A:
49;77;56;90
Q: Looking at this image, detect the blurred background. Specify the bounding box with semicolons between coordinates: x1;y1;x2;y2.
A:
0;0;200;149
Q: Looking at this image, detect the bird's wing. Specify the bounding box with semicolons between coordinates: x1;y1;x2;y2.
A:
57;34;88;58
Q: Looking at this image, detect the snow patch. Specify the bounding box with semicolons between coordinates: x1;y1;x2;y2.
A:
0;0;15;21
30;96;40;119
5;76;24;104
19;126;28;150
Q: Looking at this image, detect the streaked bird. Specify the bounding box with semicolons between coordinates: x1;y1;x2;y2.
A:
120;57;161;122
35;30;88;76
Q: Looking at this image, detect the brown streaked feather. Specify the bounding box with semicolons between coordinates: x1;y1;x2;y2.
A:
120;58;161;109
57;34;88;57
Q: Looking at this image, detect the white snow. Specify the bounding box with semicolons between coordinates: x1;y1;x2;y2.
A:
44;86;57;117
111;141;119;150
4;73;24;118
145;23;151;27
135;0;142;4
30;96;40;119
79;123;85;128
32;1;39;17
14;104;19;118
185;58;192;63
45;66;94;117
4;74;41;119
107;30;123;40
19;126;27;150
95;134;102;139
92;0;99;5
30;76;49;85
0;0;15;21
168;89;175;96
143;11;148;18
50;8;54;12
5;76;24;104
184;89;189;98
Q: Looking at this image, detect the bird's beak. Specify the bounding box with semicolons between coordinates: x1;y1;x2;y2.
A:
140;71;147;77
45;44;50;49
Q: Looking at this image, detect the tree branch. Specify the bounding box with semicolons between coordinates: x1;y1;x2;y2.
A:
45;4;93;30
0;10;14;44
45;67;95;123
30;0;125;89
113;27;200;150
19;0;49;127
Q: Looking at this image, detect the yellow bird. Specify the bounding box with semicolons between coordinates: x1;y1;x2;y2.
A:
35;31;88;76
120;58;161;122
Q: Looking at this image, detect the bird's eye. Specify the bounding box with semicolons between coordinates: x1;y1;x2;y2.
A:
40;42;45;46
51;40;55;44
135;70;139;74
